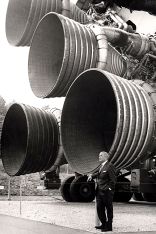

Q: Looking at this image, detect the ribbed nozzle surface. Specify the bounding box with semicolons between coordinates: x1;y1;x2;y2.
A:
61;69;156;174
28;13;98;98
28;13;127;98
1;103;59;176
5;0;88;46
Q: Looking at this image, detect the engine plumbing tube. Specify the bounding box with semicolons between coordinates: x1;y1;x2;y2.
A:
1;103;65;176
5;0;88;46
61;69;156;175
28;12;127;98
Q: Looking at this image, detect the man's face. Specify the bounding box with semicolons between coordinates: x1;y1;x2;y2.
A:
99;152;108;162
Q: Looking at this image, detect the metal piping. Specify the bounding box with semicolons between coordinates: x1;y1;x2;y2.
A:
1;103;63;176
111;11;128;31
61;69;156;175
5;0;88;46
108;11;128;31
89;25;153;58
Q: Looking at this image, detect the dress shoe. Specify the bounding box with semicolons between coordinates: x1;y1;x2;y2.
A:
95;224;106;229
101;227;112;232
101;223;112;232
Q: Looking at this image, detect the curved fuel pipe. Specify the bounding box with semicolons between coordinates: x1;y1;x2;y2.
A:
1;103;65;176
89;25;152;58
61;69;156;175
28;12;127;98
5;0;88;46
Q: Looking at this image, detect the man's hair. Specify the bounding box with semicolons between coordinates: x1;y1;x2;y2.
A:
99;151;109;159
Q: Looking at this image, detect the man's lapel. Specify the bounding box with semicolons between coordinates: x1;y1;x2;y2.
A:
99;161;108;173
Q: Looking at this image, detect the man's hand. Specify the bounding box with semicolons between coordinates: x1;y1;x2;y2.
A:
87;174;92;182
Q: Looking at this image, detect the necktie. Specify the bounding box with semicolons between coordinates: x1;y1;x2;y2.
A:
99;164;103;172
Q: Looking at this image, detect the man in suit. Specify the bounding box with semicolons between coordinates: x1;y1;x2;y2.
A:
88;151;116;232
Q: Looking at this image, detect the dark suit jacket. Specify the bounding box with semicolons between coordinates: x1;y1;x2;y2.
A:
92;161;117;192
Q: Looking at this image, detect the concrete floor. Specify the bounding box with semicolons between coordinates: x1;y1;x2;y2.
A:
0;213;155;234
0;196;155;233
